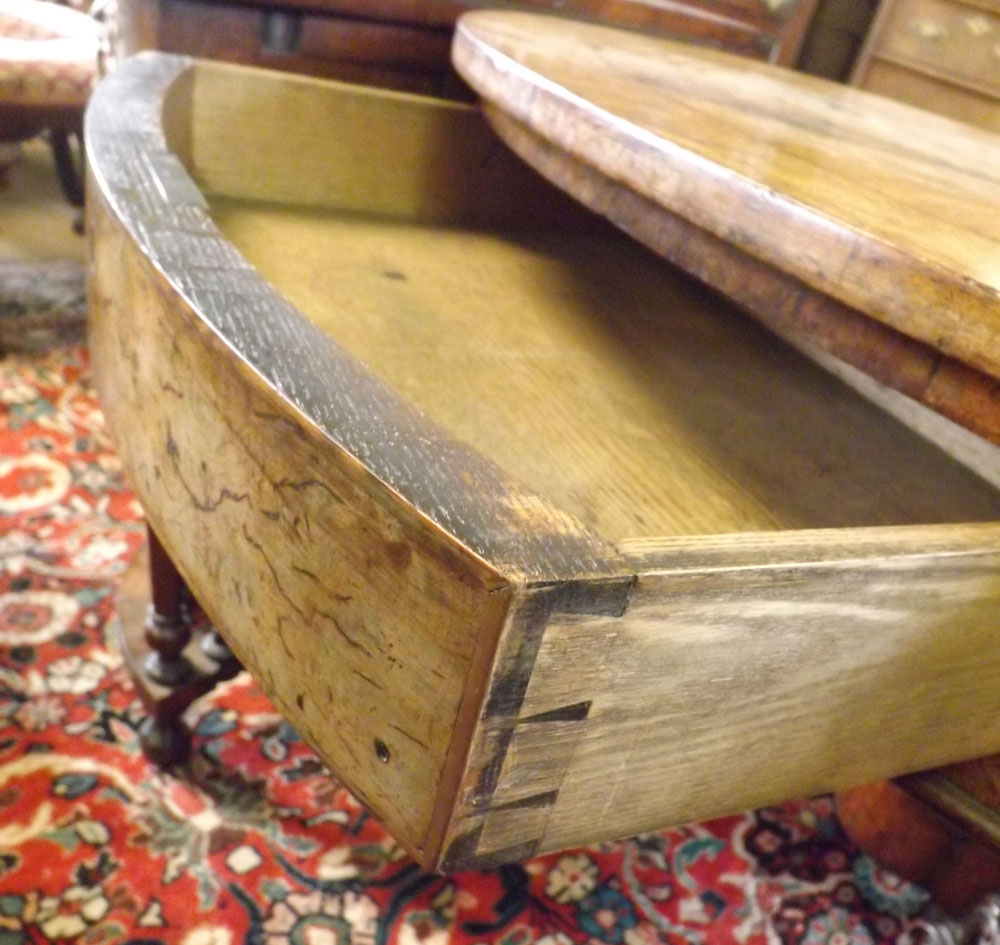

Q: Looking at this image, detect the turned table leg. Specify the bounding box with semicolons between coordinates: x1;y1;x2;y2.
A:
837;783;1000;943
115;526;242;767
143;527;191;687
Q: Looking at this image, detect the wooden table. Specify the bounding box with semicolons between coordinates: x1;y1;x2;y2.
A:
85;33;1000;875
448;11;1000;922
451;11;1000;445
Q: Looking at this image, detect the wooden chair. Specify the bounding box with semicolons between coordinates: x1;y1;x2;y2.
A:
0;0;104;213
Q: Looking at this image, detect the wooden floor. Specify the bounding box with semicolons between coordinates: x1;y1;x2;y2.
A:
0;140;85;263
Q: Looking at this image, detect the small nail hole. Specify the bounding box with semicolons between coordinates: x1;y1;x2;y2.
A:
374;739;390;763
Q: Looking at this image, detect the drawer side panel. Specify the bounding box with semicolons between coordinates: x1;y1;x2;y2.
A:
443;526;1000;867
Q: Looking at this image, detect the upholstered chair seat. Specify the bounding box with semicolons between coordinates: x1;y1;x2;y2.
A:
0;0;104;212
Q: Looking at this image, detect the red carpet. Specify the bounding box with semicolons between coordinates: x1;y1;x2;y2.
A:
0;277;942;944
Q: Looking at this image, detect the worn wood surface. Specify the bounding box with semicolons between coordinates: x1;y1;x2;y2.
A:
89;180;513;862
86;55;630;867
88;54;1000;871
211;197;1000;538
442;526;1000;865
452;12;1000;395
104;58;623;585
477;108;1000;447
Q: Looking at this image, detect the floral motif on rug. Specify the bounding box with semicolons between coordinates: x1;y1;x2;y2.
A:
0;340;945;945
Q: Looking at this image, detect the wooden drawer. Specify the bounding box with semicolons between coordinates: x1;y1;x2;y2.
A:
873;0;1000;97
853;0;1000;130
863;57;1000;130
86;55;1000;871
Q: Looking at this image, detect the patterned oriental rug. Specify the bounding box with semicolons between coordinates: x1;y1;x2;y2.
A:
0;259;946;945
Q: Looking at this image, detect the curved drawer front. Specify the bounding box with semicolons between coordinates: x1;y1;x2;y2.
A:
87;53;1000;870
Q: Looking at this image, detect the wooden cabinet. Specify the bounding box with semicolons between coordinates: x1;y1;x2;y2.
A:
853;0;1000;132
117;0;820;97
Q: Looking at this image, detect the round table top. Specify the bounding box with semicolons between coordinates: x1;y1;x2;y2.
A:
452;11;1000;383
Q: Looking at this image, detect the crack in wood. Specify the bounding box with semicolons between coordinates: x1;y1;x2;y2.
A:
486;789;558;813
275;476;346;505
164;426;253;514
242;524;309;623
518;701;592;724
242;525;372;658
354;669;386;692
390;722;430;752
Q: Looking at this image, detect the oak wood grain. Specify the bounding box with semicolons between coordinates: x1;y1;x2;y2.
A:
452;12;1000;385
89;181;514;861
209;196;1000;538
184;61;601;228
444;526;1000;863
86;55;628;866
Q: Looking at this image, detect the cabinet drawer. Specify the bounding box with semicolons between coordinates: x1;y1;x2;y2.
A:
864;57;1000;129
88;54;1000;871
876;0;1000;96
